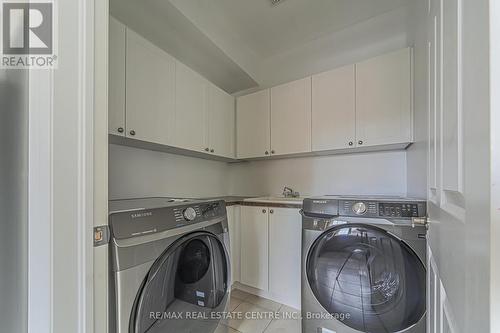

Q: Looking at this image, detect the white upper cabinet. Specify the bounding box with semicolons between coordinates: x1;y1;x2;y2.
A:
270;77;312;156
355;48;412;147
208;84;235;158
108;20;237;160
174;61;208;152
236;90;271;159
126;29;175;145
108;17;126;136
312;64;356;151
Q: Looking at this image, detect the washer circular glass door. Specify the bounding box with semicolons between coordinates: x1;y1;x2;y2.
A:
306;224;425;333
131;232;229;333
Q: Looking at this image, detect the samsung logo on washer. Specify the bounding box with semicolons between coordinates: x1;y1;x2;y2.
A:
313;200;328;204
131;211;153;219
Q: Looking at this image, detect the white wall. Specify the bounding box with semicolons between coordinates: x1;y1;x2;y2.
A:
406;0;428;198
229;151;407;197
109;146;407;199
109;144;231;199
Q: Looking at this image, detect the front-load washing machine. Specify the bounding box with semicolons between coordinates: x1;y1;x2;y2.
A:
108;198;231;333
301;196;427;333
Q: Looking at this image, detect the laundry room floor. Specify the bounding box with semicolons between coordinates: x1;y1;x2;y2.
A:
215;289;301;333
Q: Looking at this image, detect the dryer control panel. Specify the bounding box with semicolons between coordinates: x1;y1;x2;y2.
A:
303;197;426;219
338;200;426;218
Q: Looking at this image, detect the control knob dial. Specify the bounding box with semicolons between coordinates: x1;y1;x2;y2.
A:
183;207;197;221
352;202;367;215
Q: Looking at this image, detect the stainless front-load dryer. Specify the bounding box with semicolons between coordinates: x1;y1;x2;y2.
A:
108;198;231;333
301;196;427;333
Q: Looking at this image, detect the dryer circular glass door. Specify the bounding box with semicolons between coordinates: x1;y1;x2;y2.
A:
306;224;425;333
130;232;229;333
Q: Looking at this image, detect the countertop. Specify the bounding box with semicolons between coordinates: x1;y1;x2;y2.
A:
205;196;303;209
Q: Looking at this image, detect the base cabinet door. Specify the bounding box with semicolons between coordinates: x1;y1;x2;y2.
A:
269;208;301;309
227;206;240;285
240;206;269;290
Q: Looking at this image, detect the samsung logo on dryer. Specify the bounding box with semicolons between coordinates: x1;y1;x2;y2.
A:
312;200;328;204
131;211;153;219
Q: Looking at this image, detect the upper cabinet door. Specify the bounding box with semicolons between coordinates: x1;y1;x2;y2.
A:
126;30;175;145
109;17;126;136
355;48;412;147
208;84;235;158
270;77;312;156
312;65;356;151
236;90;271;159
174;61;208;152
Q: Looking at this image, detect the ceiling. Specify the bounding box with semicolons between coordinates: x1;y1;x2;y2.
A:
111;0;413;94
170;0;410;58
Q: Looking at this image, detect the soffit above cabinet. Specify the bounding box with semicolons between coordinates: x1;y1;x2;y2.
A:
110;0;414;93
110;0;258;94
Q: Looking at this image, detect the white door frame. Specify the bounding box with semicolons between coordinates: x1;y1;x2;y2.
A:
28;0;95;331
489;1;500;331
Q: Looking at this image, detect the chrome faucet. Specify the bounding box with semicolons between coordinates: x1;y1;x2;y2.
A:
283;186;300;198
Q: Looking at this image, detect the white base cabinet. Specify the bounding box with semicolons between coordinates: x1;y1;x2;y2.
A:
239;205;301;309
240;206;269;291
268;207;301;309
227;206;241;285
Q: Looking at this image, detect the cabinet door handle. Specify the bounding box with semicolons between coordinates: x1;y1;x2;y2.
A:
210;149;214;153
348;141;353;146
271;150;275;154
205;148;210;152
262;209;266;213
358;140;363;145
117;127;124;133
265;151;269;155
129;130;136;136
269;209;274;214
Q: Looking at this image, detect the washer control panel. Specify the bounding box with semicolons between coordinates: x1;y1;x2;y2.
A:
110;200;227;239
